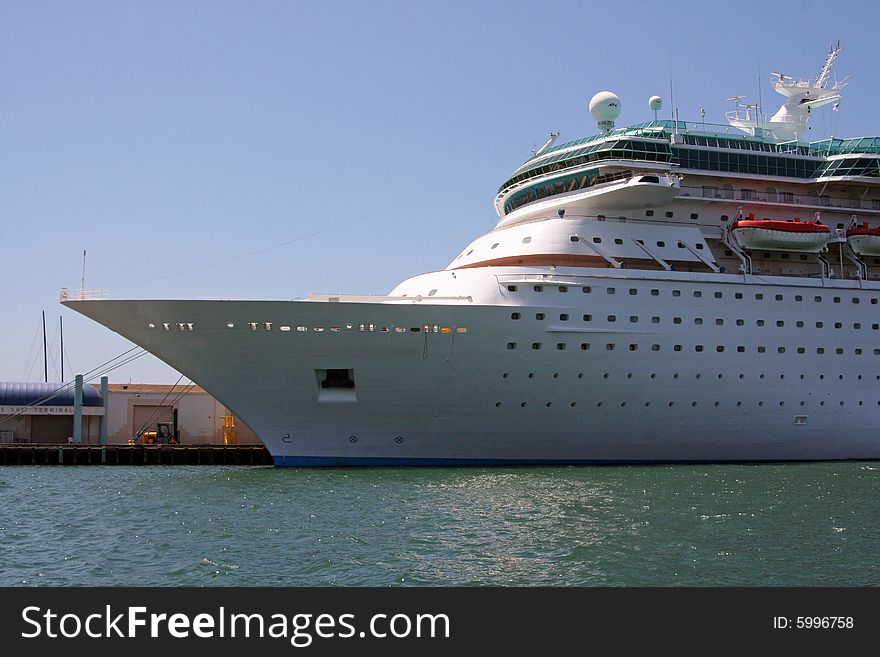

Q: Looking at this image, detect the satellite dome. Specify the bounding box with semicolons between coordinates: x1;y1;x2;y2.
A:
589;91;621;132
648;95;663;112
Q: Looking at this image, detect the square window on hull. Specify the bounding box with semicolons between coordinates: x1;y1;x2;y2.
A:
316;369;357;402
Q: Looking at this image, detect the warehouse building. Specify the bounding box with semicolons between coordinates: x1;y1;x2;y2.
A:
1;381;260;445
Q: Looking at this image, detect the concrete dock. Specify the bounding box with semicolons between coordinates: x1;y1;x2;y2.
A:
0;444;273;466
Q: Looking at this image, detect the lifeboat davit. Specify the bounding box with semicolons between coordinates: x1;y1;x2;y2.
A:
846;224;880;257
731;215;831;253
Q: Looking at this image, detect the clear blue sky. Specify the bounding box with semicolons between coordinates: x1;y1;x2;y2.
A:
2;0;877;383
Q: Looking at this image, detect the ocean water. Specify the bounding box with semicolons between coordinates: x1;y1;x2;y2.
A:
0;463;878;586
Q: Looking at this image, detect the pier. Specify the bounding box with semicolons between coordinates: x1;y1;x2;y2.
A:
0;444;273;466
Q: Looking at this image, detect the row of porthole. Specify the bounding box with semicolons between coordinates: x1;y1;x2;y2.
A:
505;341;880;355
501;372;880;382
494;400;880;408
149;322;468;334
512;312;880;331
504;284;880;305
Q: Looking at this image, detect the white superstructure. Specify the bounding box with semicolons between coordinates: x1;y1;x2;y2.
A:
65;47;880;465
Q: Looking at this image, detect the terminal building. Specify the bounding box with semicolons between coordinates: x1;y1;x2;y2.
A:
0;381;259;445
0;381;104;443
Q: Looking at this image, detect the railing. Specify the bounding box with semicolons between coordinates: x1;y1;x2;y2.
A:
677;186;880;214
307;293;473;303
60;288;109;302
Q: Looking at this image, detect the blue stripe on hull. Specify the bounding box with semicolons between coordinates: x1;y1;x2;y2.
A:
271;455;877;467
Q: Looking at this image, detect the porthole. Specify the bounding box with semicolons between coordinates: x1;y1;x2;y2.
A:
511;312;521;320
535;313;545;320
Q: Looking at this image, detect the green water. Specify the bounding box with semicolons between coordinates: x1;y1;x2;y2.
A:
1;463;877;586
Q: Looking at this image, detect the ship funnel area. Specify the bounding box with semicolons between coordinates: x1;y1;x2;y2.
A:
589;91;621;133
727;43;850;143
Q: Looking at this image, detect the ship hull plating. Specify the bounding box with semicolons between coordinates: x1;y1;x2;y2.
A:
65;268;880;465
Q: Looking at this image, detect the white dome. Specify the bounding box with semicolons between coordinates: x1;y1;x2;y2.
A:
648;95;663;112
589;91;622;122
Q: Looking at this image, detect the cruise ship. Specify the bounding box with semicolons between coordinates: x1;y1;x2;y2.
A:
65;46;880;465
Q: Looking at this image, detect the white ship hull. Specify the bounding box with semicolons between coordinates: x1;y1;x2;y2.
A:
64;267;880;465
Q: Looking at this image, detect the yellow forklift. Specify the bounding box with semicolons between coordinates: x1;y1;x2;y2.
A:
129;411;180;445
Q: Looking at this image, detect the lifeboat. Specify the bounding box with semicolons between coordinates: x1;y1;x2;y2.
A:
846;224;880;257
731;215;830;253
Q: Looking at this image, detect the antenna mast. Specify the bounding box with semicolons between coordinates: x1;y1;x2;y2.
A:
80;249;87;300
60;315;64;383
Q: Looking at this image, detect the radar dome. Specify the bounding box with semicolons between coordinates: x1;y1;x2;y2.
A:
589;91;621;132
648;95;663;112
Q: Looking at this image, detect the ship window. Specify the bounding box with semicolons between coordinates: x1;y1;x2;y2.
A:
536;313;545;320
795;295;803;302
817;348;825;354
428;289;437;296
673;345;682;352
606;343;616;350
816;321;824;328
694;318;703;325
581;343;590;350
834;322;842;329
673;317;682;324
778;347;786;354
559;313;569;321
584;314;592;321
852;297;860;304
507;285;517;292
532;343;542;350
854;323;861;329
782;253;790;260
651;289;659;296
736;319;744;326
511;312;521;320
695;243;704;249
716;346;724;352
607;315;617;322
614;238;624;245
582;286;592;293
756;320;765;326
721;215;729;222
734;292;743;299
629;344;638;351
607;287;616;294
875;324;880;330
491;243;499;249
695;345;704;352
592;237;602;243
737;346;745;353
833;297;841;303
665;211;674;218
693;291;702;298
534;285;543;292
855;348;863;355
297;326;308;332
756;293;764;300
629;316;638;323
672;290;681;297
559;286;568;293
652;316;660;323
797;347;805;354
814;296;821;302
570;235;579;242
690;213;699;220
557;343;567;350
646;210;654;216
522;237;531;244
629;288;638;295
775;294;783;301
715;319;723;326
796;321;804;327
713;291;722;299
507;342;517;349
777;321;785;327
280;325;291;332
652;344;660;351
656;241;665;247
757;347;766;353
836;348;844;355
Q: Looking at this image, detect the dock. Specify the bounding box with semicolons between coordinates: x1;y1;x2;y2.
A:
0;444;273;466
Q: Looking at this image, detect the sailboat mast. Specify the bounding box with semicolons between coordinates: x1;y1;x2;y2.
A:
42;311;48;383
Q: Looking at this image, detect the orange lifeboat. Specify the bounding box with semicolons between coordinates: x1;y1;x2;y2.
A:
846;223;880;257
731;214;830;253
